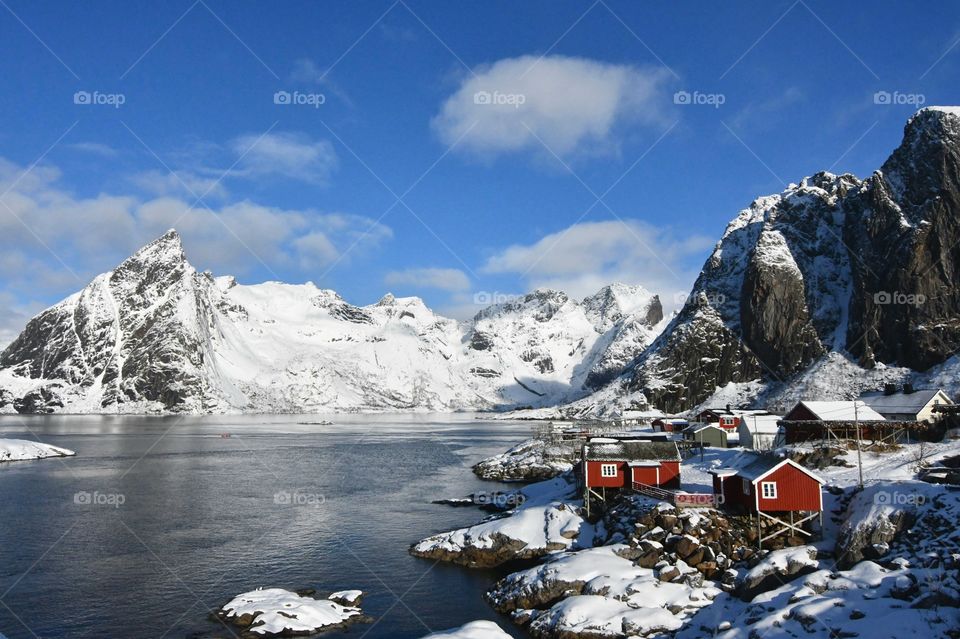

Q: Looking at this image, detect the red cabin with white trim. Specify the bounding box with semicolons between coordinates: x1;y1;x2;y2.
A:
710;456;824;514
582;439;681;490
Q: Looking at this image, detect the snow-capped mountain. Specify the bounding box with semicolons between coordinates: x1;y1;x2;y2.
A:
592;106;960;414
0;232;663;414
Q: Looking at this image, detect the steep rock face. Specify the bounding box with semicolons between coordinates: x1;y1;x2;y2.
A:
625;107;960;412
846;108;960;370
740;229;824;375
1;231;223;411
629;297;762;410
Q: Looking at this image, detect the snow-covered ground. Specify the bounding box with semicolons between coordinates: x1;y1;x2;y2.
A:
218;587;368;636
0;438;74;462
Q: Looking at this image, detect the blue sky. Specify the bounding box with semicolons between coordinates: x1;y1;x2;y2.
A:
1;0;959;341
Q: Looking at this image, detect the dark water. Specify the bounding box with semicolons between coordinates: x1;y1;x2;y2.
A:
0;414;533;639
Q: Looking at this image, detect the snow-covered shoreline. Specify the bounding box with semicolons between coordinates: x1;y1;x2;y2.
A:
412;436;960;638
0;438;74;462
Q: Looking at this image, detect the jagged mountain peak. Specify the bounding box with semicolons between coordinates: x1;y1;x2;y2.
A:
582;283;661;333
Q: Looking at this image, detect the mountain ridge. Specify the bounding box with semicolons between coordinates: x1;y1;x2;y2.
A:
0;234;664;414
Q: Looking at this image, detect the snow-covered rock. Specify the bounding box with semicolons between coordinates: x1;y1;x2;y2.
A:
0;438;75;462
410;502;584;568
739;546;819;598
472;437;574;482
218;588;369;636
419;621;513;639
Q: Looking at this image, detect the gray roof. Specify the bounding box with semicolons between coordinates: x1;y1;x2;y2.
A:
860;389;951;415
584;440;681;462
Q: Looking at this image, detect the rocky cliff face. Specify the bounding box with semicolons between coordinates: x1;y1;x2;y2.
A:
0;235;664;414
625;107;960;412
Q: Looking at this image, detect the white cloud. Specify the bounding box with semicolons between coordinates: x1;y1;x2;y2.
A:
433;55;672;159
229;132;338;184
385;267;470;292
0;157;391;301
67;141;119;157
130;169;229;199
482;220;714;310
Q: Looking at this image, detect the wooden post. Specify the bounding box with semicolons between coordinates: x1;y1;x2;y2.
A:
757;511;763;550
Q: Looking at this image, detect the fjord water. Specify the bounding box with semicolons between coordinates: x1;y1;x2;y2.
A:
0;415;530;638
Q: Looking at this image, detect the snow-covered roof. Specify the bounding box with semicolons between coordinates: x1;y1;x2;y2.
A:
710;455;825;484
737;414;783;434
687;424;726;434
860;389;951;415
792;401;886;422
584;440;681;462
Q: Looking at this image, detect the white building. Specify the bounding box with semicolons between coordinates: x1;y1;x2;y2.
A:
736;414;784;451
860;387;953;423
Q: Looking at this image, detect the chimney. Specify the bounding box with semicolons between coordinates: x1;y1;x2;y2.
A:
903;383;915;394
725;403;732;413
884;383;897;396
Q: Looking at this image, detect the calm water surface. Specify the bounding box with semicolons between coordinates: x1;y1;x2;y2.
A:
0;414;533;639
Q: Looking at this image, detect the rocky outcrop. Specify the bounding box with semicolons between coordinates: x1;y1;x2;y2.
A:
472;438;574;482
12;385;64;414
409;502;584;568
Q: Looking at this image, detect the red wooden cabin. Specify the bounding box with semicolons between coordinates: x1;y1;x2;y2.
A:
696;407;741;430
581;439;681;491
651;418;688;433
710;456;825;546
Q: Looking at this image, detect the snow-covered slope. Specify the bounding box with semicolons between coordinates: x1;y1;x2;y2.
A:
0;232;664;414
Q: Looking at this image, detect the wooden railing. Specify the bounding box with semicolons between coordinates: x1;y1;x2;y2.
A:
631;481;717;508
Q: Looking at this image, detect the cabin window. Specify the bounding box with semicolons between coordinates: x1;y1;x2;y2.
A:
742;478;750;495
600;463;617;478
761;481;777;499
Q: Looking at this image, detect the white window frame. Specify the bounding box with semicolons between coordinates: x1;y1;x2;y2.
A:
761;481;777;499
600;463;618;478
